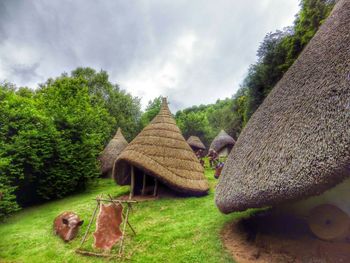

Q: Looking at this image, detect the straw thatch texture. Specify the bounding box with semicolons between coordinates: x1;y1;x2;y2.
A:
187;136;206;151
216;0;350;214
113;98;209;195
210;130;235;154
99;128;128;175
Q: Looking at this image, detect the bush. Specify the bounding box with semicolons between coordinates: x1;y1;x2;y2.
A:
0;69;142;218
0;77;114;213
35;76;114;201
0;158;20;220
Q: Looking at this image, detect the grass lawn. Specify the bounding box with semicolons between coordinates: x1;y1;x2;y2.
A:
0;168;250;263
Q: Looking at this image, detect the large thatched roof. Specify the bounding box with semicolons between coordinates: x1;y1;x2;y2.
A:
210;130;235;153
113;98;209;195
216;0;350;214
99;128;128;174
187;136;206;150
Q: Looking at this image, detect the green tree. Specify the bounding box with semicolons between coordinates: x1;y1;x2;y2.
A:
0;87;21;218
140;97;162;129
176;110;213;146
0;86;57;208
71;67;142;141
35;76;114;201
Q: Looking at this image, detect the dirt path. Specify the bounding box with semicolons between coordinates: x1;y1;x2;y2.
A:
221;213;350;263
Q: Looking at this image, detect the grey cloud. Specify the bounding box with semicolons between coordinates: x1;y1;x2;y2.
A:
0;0;299;111
10;62;41;83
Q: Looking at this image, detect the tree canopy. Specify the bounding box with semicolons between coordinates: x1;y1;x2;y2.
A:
0;69;142;218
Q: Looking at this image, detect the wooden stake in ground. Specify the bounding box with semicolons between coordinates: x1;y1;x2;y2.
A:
141;173;146;196
153;178;158;197
129;166;135;199
118;203;131;256
78;199;100;249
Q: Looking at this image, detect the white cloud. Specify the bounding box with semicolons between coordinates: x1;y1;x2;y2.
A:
0;0;300;111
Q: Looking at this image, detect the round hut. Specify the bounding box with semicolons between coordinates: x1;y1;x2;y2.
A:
209;130;235;157
216;0;350;241
187;136;206;152
113;98;209;198
99;128;128;178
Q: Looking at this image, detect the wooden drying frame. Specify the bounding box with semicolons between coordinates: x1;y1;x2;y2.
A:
75;195;137;259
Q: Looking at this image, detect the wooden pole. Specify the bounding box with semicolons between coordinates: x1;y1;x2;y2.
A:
79;200;100;248
141;173;146;196
119;203;131;256
153;178;158;197
94;198;137;203
129;166;135;199
76;249;122;258
120;209;136;236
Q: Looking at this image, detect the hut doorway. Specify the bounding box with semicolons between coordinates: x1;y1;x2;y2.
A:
218;145;233;157
129;166;158;198
128;165;181;199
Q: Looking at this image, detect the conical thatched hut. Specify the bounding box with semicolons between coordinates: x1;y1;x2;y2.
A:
113;98;209;197
216;0;350;221
187;136;206;152
209;130;235;157
99;128;128;177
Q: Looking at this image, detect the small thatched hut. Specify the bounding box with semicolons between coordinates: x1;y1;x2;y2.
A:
187;136;206;152
99;128;128;177
209;130;235;157
113;98;209;197
215;0;350;236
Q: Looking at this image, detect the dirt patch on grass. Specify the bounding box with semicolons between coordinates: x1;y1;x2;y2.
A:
221;212;350;263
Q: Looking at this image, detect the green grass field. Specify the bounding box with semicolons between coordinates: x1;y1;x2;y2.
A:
0;168;250;263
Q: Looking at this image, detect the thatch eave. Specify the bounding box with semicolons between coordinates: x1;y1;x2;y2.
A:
210;130;235;153
215;0;350;213
187;136;206;151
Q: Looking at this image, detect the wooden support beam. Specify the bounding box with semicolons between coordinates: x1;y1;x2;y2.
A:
153;178;158;197
76;249;122;258
118;204;131;256
94;198;137;203
129;166;135;199
79;200;100;248
141;173;146;196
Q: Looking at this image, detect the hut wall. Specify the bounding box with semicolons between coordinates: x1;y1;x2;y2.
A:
279;177;350;216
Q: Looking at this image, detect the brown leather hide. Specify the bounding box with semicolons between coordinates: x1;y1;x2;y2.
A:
93;203;123;250
53;212;83;242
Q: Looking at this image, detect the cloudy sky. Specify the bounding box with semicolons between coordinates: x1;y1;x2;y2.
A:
0;0;299;111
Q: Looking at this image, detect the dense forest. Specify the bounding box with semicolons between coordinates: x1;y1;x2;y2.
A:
0;0;335;219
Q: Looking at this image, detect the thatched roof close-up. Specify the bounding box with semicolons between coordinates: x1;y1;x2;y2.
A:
99;128;128;175
209;130;235;153
113;98;209;196
187;136;206;151
216;0;350;214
